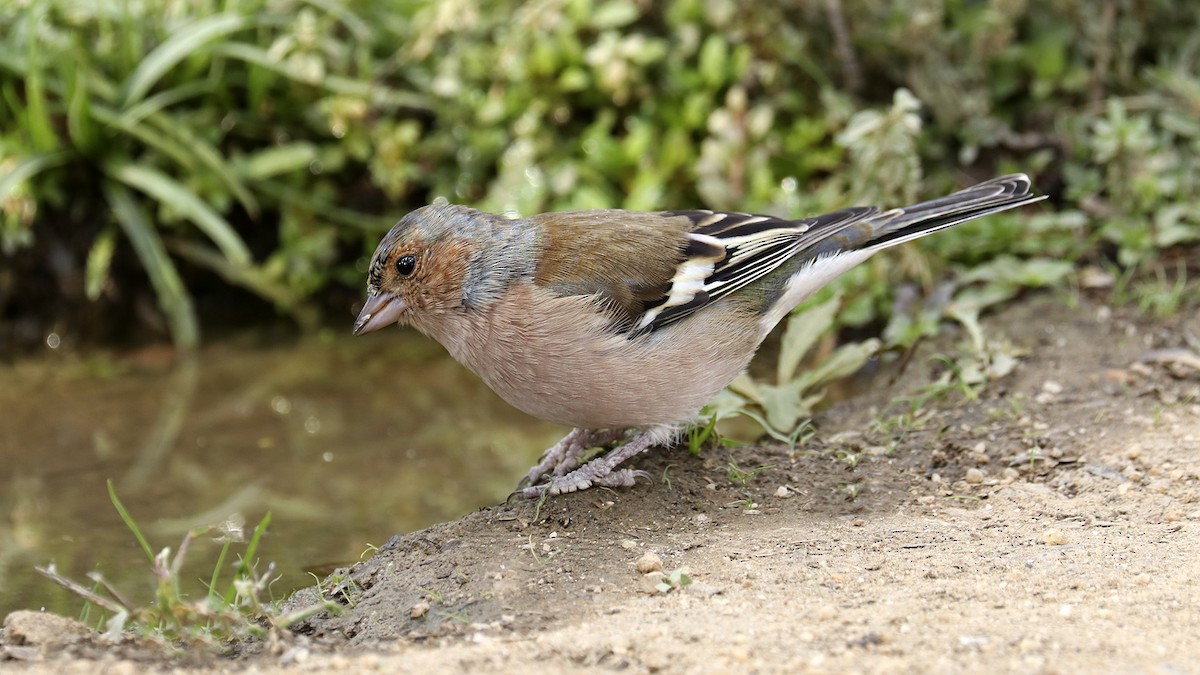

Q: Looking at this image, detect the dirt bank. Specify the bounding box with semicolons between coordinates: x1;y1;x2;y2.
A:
4;294;1199;673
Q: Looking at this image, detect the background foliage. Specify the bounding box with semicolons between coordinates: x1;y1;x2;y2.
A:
1;0;1198;353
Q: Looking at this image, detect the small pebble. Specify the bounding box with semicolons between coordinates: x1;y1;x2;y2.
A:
1122;466;1144;482
965;468;985;484
774;485;792;498
410;601;430;619
620;539;638;550
636;552;663;574
1042;381;1064;395
640;571;666;594
1042;528;1069;545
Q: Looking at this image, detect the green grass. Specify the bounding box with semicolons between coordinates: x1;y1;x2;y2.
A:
35;480;338;647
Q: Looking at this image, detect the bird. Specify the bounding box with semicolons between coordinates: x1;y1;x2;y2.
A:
353;174;1044;498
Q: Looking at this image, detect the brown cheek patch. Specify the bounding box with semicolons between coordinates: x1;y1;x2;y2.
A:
416;238;476;311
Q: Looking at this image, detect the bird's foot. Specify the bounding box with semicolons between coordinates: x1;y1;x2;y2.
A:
518;468;651;499
518;427;628;488
516;425;676;499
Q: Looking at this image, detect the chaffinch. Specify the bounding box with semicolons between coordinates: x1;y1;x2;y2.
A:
354;174;1044;498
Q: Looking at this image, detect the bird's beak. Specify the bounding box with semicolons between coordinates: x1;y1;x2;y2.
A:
353;293;408;335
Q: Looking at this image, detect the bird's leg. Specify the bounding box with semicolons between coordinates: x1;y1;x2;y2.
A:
551;427;628;477
519;425;677;499
519;427;621;488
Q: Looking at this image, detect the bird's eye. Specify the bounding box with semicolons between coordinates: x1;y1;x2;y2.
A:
396;254;417;277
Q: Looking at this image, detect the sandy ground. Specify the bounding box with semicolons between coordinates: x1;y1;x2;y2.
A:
3;294;1199;674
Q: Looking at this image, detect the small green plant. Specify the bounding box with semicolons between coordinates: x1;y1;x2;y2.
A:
523;534;561;567
435;608;472;625
418;587;445;604
687;413;721;456
652;568;693;594
1134;261;1190;318
871;411;921;441
708;293;878;445
660;463;675;489
725;459;772;489
313;571;362;608
36;480;337;646
833;449;861;469
1109;259;1192;318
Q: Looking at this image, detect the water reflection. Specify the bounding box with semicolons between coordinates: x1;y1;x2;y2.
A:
0;330;564;617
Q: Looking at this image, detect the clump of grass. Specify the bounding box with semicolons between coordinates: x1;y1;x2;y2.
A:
725;459;772;489
36;480;337;648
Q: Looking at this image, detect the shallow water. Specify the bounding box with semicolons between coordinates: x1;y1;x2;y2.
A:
0;329;564;619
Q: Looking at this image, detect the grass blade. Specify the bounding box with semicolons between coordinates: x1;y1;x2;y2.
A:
110;162;252;266
23;9;59;151
0;151;71;202
90;104;201;170
92;103;259;216
233;143;318;181
84;226;117;300
226;512;271;604
142;111;260;216
167;239;308;316
120;13;248;107
208;540;231;606
210;42;431;109
118;80;213;127
106;479;155;563
105;181;200;349
254;180;394;232
66;66;99;152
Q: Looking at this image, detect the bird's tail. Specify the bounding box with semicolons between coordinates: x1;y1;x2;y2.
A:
857;173;1045;251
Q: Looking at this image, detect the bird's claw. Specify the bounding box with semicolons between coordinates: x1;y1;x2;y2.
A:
517;468;650;500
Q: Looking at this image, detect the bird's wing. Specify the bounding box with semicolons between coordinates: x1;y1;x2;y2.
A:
633;206;880;333
531;173;1043;336
530;206;879;335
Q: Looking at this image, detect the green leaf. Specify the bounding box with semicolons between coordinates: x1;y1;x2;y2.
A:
84;226;118;300
0;152;71;202
760;380;824;434
210;42;431;109
66;67;98;152
253;181;393;232
142;111;259;216
168;239;310;319
107;479;155;563
118;81;213;127
109;162;252;266
806;338;880;389
23;9;59;151
105;182;199;350
233;143;318;180
592;0;640;28
699;34;728;86
777;294;841;383
119;13;248;107
225;512;271;605
90;104;204;171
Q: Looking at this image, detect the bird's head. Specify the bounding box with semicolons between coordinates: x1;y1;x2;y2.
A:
353;203;537;335
353;203;483;335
